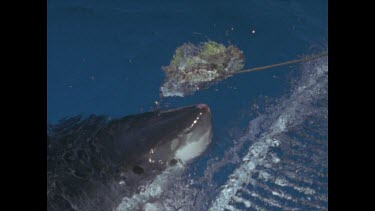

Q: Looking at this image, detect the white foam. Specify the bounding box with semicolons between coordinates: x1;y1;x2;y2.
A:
116;165;183;211
208;57;328;210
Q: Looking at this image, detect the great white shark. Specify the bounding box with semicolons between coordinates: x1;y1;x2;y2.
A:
47;104;212;211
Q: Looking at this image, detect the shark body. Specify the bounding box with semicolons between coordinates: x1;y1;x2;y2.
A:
47;104;212;211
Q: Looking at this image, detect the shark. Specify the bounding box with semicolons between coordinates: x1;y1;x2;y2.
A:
47;104;212;211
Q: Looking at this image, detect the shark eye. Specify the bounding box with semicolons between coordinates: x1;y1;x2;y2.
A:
132;166;144;174
169;159;178;166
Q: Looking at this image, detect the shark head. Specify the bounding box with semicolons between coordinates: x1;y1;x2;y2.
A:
104;104;212;176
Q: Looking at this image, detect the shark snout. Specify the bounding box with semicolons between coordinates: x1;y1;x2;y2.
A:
196;104;211;113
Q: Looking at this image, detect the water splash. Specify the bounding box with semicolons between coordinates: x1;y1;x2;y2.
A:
208;56;328;210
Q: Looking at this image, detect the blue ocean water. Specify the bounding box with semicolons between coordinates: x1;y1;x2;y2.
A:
47;0;327;210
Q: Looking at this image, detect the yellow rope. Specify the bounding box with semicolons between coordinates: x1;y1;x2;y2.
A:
234;51;328;75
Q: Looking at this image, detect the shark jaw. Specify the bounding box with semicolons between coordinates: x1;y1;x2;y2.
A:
173;104;212;164
174;128;212;163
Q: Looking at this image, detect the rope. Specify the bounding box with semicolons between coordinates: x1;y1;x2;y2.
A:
234;51;328;75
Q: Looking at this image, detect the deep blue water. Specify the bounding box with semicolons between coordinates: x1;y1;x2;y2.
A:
47;0;327;210
47;0;327;123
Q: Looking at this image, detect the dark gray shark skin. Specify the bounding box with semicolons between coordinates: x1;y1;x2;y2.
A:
47;104;212;211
